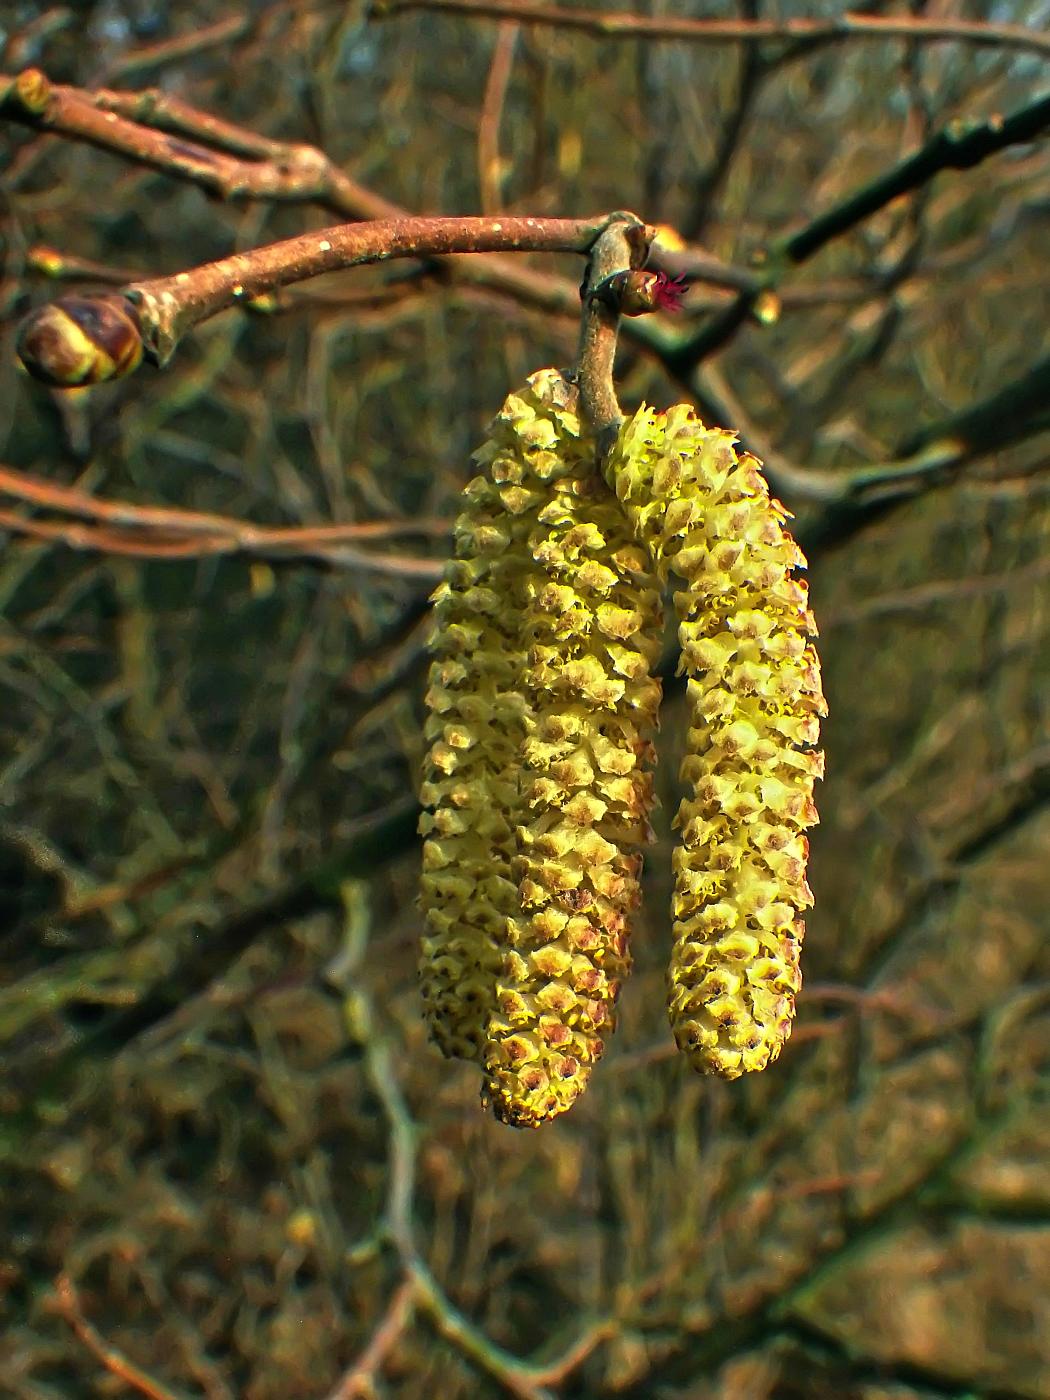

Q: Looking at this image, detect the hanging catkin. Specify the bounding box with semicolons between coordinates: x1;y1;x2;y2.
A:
604;404;826;1079
420;369;663;1126
418;458;531;1065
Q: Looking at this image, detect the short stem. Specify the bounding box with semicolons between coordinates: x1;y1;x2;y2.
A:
575;212;652;459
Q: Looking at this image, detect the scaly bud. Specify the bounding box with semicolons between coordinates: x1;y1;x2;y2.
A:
11;68;52;116
590;269;688;317
17;295;143;387
605;405;825;1079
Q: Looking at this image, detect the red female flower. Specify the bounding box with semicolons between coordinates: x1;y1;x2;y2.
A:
648;271;689;312
590;269;689;317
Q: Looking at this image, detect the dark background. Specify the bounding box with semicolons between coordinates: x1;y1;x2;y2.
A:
1;2;1048;1396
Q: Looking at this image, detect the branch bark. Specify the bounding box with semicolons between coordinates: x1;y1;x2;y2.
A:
15;215;620;383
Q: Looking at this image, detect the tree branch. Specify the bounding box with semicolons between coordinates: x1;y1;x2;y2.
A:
785;94;1050;265
665;90;1050;372
51;1274;186;1400
698;352;1050;510
0;67;597;324
0;462;449;575
373;0;1050;60
15;215;621;384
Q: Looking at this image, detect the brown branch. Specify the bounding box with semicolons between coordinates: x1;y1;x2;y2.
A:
0;464;450;576
696;359;1050;511
324;951;614;1400
374;0;1050;59
1;67;396;210
325;1278;418;1400
0;68;597;324
0;509;445;577
124;216;599;351
0;462;449;543
665;91;1050;371
14;214;621;382
7;62;1034;526
26;243;142;285
0;67;720;369
99;13;254;83
2;9;73;70
50;1274;186;1400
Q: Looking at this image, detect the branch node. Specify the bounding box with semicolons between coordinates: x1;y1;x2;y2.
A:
124;286;180;368
576;212;654;457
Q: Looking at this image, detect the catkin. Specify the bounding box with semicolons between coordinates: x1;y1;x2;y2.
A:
605;405;826;1078
420;369;663;1126
418;460;532;1064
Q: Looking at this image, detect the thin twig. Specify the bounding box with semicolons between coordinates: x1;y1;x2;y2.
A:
0;462;449;542
667;91;1050;369
125;215;605;365
51;1274;187;1400
325;1278;418;1400
0;505;445;577
1;8;74;70
0;69;599;322
375;0;1050;59
100;13;254;82
575;214;652;454
478;21;519;214
328;929;614;1400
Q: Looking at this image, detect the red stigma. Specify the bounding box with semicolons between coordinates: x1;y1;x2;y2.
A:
651;271;688;312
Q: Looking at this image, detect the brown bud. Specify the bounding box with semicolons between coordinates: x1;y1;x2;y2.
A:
589;269;688;317
13;68;51;116
17;296;143;388
26;245;66;279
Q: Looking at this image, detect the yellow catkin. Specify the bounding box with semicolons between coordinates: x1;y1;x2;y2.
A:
605;404;826;1078
419;369;663;1126
418;426;535;1064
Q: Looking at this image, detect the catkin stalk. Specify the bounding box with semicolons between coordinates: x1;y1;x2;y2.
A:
604;405;826;1078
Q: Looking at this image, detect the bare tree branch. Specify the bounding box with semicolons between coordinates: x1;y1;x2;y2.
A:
50;1274;187;1400
374;0;1050;60
15;214;644;383
665;90;1050;370
0;67;599;325
0;461;449;575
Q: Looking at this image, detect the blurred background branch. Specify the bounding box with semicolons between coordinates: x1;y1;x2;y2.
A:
2;2;1049;1396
